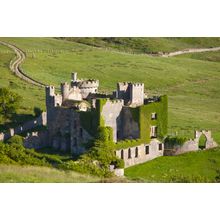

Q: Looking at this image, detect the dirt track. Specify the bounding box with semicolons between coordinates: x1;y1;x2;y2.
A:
0;41;47;88
161;47;220;57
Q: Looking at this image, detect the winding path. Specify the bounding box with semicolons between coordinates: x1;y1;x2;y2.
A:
0;41;47;88
161;47;220;57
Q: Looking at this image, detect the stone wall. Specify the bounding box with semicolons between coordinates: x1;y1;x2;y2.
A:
0;112;47;142
116;139;164;168
164;130;218;156
24;130;49;149
120;107;139;140
164;139;198;156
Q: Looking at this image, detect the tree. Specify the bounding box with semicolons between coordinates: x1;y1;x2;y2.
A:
0;88;22;121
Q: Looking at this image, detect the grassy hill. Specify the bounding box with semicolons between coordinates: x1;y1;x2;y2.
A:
125;147;220;183
57;37;220;54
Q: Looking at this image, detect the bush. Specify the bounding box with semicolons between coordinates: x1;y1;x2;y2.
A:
0;88;22;121
7;135;24;146
165;136;188;147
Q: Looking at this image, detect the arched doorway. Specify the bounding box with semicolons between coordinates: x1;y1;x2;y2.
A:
198;134;207;150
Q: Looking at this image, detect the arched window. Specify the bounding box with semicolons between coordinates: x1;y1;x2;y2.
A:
135;147;138;158
199;134;207;150
128;148;131;159
121;150;124;159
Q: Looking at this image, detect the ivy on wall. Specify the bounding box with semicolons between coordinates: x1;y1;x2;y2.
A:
80;96;168;150
130;95;168;144
79;98;107;136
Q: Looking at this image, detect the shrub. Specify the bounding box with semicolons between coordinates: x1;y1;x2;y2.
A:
7;135;24;146
0;88;22;121
165;136;188;147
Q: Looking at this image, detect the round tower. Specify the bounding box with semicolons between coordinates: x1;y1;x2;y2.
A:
78;79;99;99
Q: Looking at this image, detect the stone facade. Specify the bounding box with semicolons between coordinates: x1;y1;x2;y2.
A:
0;112;47;142
45;72;167;168
116;140;164;168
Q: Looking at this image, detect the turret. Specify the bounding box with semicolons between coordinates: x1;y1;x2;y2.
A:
46;85;55;97
72;72;77;82
61;82;70;100
46;86;55;107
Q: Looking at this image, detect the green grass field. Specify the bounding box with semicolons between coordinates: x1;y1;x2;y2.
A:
0;164;100;183
57;37;220;53
125;147;220;182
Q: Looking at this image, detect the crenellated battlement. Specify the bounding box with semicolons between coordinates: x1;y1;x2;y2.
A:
131;83;144;87
77;79;99;88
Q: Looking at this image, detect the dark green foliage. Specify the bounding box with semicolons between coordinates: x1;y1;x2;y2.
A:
96;126;113;142
6;135;24;146
0;88;22;122
115;139;143;150
131;95;168;144
0;137;67;167
165;136;188;147
59;126;124;177
79;98;107;136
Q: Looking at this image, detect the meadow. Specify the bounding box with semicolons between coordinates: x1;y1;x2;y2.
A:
125;147;220;183
0;164;100;183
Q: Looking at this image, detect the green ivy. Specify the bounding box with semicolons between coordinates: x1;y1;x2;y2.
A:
164;135;188;147
79;98;107;136
130;95;168;144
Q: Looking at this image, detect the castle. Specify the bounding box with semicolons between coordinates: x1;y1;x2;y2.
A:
46;73;168;167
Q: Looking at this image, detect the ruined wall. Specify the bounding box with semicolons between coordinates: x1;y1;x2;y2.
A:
24;130;49;149
164;139;198;156
0;112;47;142
101;100;124;142
70;111;93;155
164;130;218;156
116;139;164;168
46;107;72;152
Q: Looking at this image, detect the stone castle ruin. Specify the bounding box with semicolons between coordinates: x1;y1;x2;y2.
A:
46;73;168;167
1;72;217;170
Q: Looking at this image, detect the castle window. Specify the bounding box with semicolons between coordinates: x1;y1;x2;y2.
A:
135;147;138;158
74;138;77;146
145;145;149;154
80;128;83;138
121;150;124;159
159;143;163;151
151;113;157;120
128;148;131;159
150;126;157;138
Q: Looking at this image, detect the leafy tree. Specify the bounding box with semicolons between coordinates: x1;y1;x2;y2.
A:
0;88;22;121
